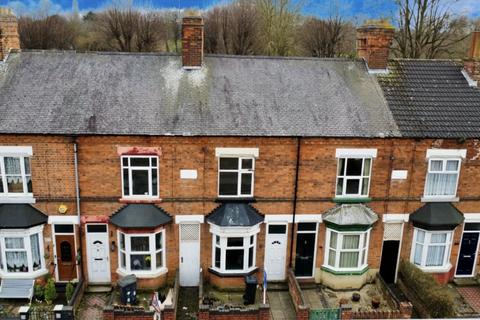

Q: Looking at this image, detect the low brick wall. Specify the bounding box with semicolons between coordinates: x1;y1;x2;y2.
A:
287;268;310;320
103;306;154;320
198;304;270;320
341;302;412;319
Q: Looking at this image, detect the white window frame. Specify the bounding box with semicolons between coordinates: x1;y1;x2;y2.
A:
335;157;373;198
0;225;47;278
323;228;370;272
217;156;255;198
117;229;166;276
0;153;34;202
422;157;461;201
410;228;453;272
120;155;159;199
209;224;259;274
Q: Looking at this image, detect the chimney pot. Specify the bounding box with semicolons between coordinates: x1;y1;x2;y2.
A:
356;20;395;71
182;16;204;69
0;7;20;61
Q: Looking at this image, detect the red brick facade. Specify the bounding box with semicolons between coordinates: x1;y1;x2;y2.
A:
182;16;204;68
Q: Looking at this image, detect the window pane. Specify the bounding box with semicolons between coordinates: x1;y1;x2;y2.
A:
151;157;157;167
298;223;316;231
119;233;125;250
152;169;158;196
342;235;360;249
130;158;150;166
122;157;128;166
425;173;458;196
30;234;41;271
416;230;425;243
430;160;443;171
24;158;31;175
426;246;445;266
215;235;220;245
361;178;369;195
0;179;3;193
219;158;238;170
330;232;337;249
240;173;252;195
414;244;423;265
337;159;345;176
54;224;74;233
6;252;28;272
339;252;359;268
215;247;221;268
336;178;344;195
156;252;163;268
268;225;287;234
219;172;238;195
345;179;360;194
131;170;149;195
250;235;254;245
227;237;243;247
6;176;23;193
328;249;336;266
155;233;162;250
430;233;447;243
130;254;151;270
248;247;254;267
5;238;24;249
26;176;32;193
363;158;371;176
120;252;126;268
242;159;253;170
87;224;107;233
4;157;21;174
226;249;244;270
123;169;129;196
446;160;459;171
131;237;149;252
361;248;367;265
346;159;363;176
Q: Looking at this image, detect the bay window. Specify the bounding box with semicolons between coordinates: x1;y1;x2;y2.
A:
335;157;372;197
0;226;45;277
0;156;32;196
324;228;370;271
218;157;254;197
424;158;461;199
121;156;158;199
411;228;452;270
117;230;165;275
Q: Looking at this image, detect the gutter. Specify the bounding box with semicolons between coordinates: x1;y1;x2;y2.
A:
289;137;302;267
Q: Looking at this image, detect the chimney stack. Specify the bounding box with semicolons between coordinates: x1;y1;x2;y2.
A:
0;8;20;61
182;16;204;69
356;20;394;71
464;31;480;85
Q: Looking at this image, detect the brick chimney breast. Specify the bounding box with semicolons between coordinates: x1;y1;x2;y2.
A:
464;31;480;85
0;7;20;61
356;20;395;71
182;16;204;69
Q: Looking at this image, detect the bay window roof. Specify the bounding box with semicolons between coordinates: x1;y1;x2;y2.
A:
323;204;378;230
110;204;172;228
0;204;47;228
207;202;263;227
410;202;464;231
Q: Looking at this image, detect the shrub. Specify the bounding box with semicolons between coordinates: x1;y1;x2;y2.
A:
44;278;57;304
34;283;44;301
399;260;455;318
66;281;75;304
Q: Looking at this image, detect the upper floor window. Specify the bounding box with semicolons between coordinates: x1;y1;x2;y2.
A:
424;159;460;199
336;158;372;197
0;156;32;196
121;156;158;199
218;157;254;197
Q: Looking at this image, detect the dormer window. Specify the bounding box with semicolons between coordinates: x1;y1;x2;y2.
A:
121;156;159;199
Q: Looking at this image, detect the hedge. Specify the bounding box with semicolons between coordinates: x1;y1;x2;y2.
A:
399;261;455;318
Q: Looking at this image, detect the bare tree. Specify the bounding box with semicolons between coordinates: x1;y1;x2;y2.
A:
394;0;470;59
228;1;259;55
19;15;77;49
298;16;345;58
204;6;229;54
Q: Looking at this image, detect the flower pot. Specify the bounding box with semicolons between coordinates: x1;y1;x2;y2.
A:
352;293;361;302
371;297;381;309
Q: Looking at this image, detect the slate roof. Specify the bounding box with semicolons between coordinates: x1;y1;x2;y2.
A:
410;202;464;231
0;51;399;138
323;204;378;226
110;204;172;228
377;59;480;138
0;204;48;228
206;202;264;227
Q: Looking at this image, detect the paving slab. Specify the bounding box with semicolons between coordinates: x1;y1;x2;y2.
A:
268;290;296;320
76;292;110;320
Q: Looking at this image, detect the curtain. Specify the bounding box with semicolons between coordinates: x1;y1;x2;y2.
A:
30;233;41;271
4;157;23;193
425;173;458;196
339;252;359;268
5;237;24;249
426;245;445;266
413;230;425;265
342;235;360;249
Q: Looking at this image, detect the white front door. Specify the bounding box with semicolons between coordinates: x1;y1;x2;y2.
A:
86;224;111;283
179;223;201;286
265;224;288;281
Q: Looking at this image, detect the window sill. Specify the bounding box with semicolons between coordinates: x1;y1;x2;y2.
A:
0;196;36;204
421;196;459;203
216;197;256;203
332;197;371;204
414;263;452;274
0;268;48;279
119;198;162;204
321;265;369;275
208;267;258;277
116;267;168;279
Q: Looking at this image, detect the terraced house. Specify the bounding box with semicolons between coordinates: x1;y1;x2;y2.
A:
1;7;480;295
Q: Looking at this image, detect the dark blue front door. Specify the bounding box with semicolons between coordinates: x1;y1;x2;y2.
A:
456;232;479;276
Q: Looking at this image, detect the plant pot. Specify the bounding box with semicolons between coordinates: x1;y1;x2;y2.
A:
371;297;381;309
352;293;361;302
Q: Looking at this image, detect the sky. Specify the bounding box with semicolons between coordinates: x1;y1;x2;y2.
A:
1;0;479;19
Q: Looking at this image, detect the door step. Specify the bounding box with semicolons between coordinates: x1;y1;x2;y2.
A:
267;282;288;291
86;284;112;293
453;278;479;287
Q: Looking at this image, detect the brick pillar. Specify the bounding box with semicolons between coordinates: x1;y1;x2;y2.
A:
259;304;270;320
198;304;210;320
399;301;413;319
464;31;480;85
340;304;353;320
103;306;114;320
296;306;309;320
18;306;30;320
356;20;394;70
182;16;204;69
163;306;175;320
0;7;20;61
